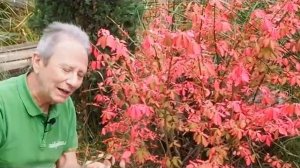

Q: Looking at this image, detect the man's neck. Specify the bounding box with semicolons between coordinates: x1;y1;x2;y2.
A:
26;72;50;114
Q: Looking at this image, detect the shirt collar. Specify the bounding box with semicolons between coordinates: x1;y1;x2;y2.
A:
17;73;60;119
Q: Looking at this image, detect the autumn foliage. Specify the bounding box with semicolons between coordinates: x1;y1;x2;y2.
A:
90;0;300;167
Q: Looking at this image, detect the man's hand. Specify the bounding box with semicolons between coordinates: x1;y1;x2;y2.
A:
56;151;111;168
56;151;80;168
84;161;110;168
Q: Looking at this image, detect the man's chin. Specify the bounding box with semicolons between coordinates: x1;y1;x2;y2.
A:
52;96;69;104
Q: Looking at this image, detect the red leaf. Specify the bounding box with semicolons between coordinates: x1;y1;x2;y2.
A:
121;151;132;162
173;33;191;49
232;101;242;112
213;112;222;125
106;35;117;51
216;40;229;56
215;21;232;32
229;64;250;86
209;0;224;10
264;108;279;121
278;127;288;136
97;36;107;49
201;135;209;147
92;48;103;64
94;94;109;103
117;43;129;58
101;108;117;124
142;36;155;56
241;69;250;83
282;104;295;116
90;61;101;70
126;104;153;120
182;34;189;48
265;134;273;146
252;9;266;19
284;2;298;13
296;63;300;71
98;29;110;36
245;156;251;166
130;125;139;139
295;104;300;116
142;36;152;50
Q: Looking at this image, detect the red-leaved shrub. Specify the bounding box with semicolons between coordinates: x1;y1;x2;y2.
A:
91;0;300;167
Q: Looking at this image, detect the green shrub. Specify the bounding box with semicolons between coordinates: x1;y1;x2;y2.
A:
29;0;145;46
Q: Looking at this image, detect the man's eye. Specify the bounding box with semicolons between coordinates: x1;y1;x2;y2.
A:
63;68;72;72
78;74;85;78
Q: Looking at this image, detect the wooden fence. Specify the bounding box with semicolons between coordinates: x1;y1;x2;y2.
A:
0;42;36;72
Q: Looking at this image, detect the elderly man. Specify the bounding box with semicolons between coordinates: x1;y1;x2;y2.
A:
0;22;108;168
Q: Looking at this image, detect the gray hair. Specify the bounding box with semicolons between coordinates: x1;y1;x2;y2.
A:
36;22;90;63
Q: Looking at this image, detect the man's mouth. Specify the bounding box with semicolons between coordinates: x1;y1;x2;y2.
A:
57;88;71;95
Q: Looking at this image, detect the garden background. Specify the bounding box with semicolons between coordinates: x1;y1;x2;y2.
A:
1;0;300;167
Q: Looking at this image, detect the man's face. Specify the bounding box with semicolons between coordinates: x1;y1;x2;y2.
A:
35;39;88;104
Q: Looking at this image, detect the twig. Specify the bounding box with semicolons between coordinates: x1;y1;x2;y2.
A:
163;114;172;157
82;88;99;93
271;1;289;21
247;137;263;168
182;146;201;164
213;4;218;56
252;74;266;104
106;16;137;46
166;51;173;86
195;0;206;99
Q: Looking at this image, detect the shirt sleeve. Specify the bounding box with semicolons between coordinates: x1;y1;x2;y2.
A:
64;99;78;152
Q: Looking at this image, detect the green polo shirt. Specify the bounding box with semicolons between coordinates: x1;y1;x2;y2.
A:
0;74;78;168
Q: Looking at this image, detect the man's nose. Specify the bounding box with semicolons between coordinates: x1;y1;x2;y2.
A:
66;73;80;88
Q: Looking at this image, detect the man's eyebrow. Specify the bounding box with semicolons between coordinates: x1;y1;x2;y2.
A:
60;64;72;67
60;64;87;73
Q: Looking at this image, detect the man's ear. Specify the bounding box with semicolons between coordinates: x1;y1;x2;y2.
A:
31;52;43;74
